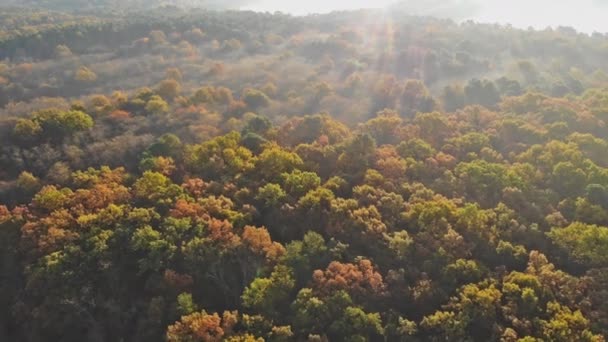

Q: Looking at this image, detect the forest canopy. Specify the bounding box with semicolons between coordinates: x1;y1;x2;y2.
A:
1;2;608;341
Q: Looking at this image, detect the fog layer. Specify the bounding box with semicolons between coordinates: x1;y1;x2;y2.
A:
241;0;608;33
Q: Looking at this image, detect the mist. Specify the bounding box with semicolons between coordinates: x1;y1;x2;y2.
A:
240;0;608;34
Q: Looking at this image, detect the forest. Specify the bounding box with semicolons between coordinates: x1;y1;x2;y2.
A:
1;1;608;341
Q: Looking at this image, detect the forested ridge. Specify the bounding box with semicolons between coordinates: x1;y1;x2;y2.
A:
1;3;608;341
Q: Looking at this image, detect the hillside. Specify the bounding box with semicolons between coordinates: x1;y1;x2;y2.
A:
0;0;246;12
1;4;608;342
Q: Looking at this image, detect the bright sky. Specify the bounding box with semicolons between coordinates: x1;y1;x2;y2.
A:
475;0;608;33
241;0;608;34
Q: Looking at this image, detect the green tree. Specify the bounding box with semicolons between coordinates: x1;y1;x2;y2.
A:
255;145;304;181
329;306;384;341
242;265;295;319
548;222;608;267
146;95;170;114
280;170;321;198
256;183;287;207
242;88;271;110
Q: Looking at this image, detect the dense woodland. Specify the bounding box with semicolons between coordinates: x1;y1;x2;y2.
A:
1;2;608;341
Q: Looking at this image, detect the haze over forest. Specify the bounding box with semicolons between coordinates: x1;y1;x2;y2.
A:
5;0;608;33
1;0;608;341
241;0;608;33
